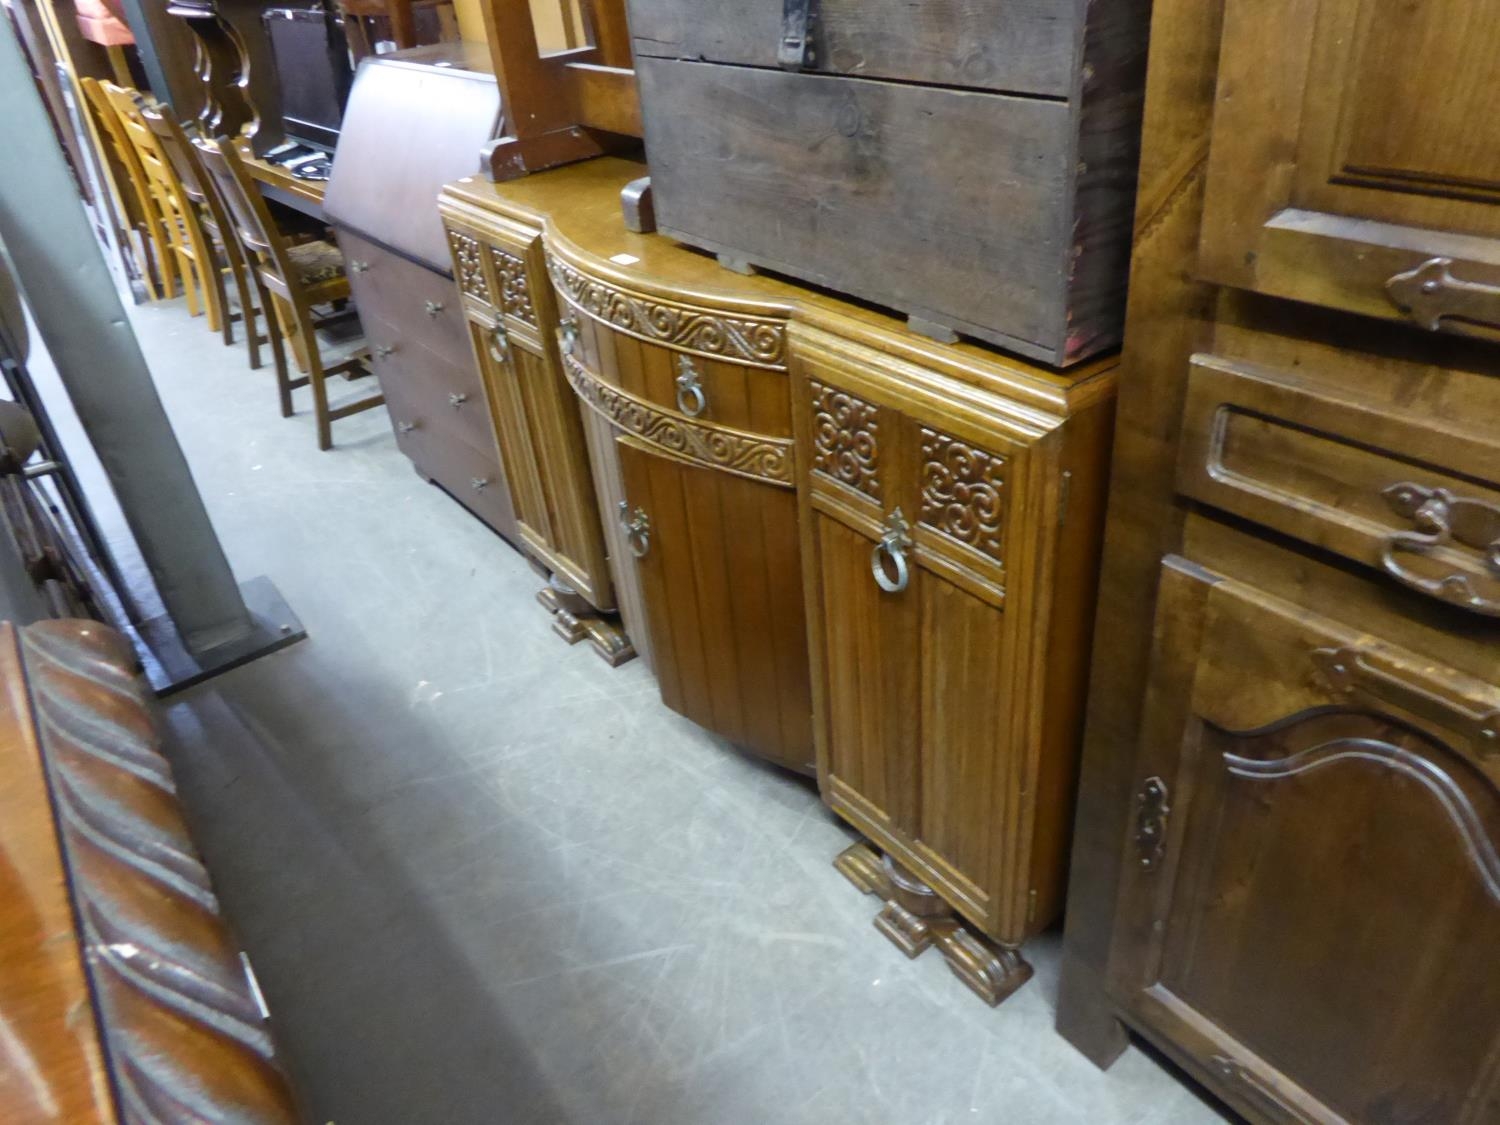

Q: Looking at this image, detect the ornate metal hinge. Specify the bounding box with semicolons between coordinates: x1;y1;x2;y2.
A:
1386;257;1500;334
778;0;818;70
1134;777;1170;871
1381;482;1500;616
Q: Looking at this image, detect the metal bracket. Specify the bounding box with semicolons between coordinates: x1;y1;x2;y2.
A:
778;0;818;71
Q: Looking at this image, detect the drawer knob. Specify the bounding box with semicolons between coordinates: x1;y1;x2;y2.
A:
374;343;395;359
350;260;369;274
488;324;510;363
397;421;416;433
871;507;912;594
617;499;651;558
448;392;468;408
470;477;490;491
1381;482;1500;616
425;299;445;317
674;355;707;417
558;315;580;357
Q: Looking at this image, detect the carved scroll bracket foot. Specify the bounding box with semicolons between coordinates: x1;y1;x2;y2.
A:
536;579;636;668
834;841;1032;1008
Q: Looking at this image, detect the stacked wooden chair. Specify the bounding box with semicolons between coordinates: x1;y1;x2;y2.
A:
194;137;382;450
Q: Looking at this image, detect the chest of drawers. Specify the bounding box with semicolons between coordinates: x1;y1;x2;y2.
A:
625;0;1150;365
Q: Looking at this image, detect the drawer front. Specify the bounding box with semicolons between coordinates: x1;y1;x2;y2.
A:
1178;352;1500;617
366;314;496;456
636;57;1093;364
337;231;470;369
385;376;517;538
627;0;1080;100
1108;559;1500;1124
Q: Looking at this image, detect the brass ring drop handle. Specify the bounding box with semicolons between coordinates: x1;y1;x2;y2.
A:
488;324;510;363
558;315;580;357
1381;482;1500;616
871;507;912;594
617;500;651;558
675;355;707;417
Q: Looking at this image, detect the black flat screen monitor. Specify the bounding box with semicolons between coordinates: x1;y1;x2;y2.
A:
263;8;353;150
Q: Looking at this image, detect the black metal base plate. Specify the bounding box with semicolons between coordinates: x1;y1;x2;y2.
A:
135;575;305;696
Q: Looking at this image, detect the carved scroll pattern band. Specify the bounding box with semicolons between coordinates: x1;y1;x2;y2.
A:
20;621;299;1121
563;354;793;487
810;381;880;501
447;230;491;305
489;246;536;326
548;256;787;368
920;428;1006;564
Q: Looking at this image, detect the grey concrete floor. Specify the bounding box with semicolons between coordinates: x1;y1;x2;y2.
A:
90;296;1225;1124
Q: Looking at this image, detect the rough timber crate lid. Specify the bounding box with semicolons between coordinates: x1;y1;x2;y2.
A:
324;43;501;275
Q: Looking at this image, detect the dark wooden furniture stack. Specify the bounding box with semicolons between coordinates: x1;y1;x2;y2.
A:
624;0;1150;364
0;619;298;1124
442;158;1117;1002
322;45;519;534
1057;0;1500;1120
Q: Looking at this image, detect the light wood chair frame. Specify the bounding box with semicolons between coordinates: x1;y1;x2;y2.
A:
194;136;383;450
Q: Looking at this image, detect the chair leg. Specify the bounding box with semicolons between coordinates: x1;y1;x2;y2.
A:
259;279;295;418
227;250;260;369
310;357;333;451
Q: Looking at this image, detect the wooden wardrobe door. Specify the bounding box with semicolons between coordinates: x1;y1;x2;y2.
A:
616;436;813;773
1108;558;1500;1124
1198;0;1500;336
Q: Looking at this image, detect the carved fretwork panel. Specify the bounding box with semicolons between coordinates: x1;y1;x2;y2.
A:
488;245;536;325
809;381;880;501
447;230;491;305
919;427;1006;564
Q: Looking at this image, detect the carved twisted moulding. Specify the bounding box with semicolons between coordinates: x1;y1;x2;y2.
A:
834;841;1032;1007
920;428;1006;564
488;245;536;326
447;230;491;305
563;353;794;488
547;256;788;368
20;620;298;1123
809;381;881;500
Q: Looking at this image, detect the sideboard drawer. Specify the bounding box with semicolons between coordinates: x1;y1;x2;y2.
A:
1178;353;1500;617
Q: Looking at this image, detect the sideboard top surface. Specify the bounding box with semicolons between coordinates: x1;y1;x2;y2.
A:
441;159;1118;416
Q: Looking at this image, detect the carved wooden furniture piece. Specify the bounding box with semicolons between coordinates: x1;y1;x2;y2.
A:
1057;0;1500;1118
196;135;383;449
322;46;522;536
455;161;1117;999
0;618;298;1124
625;0;1150;364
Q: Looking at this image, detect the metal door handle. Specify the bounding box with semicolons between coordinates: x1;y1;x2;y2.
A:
1381;482;1500;615
425;299;445;317
558;315;580;357
350;260;369;273
1387;257;1500;333
1313;645;1500;756
448;392;468;408
675;355;707;417
871;507;912;594
488;324;510;363
617;499;651;558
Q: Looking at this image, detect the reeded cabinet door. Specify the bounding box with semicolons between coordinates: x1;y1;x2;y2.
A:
615;435;814;773
795;337;1050;944
1199;0;1500;337
1108;559;1500;1124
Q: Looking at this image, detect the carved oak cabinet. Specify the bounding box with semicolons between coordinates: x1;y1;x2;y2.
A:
1057;0;1500;1119
443;159;1118;1000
